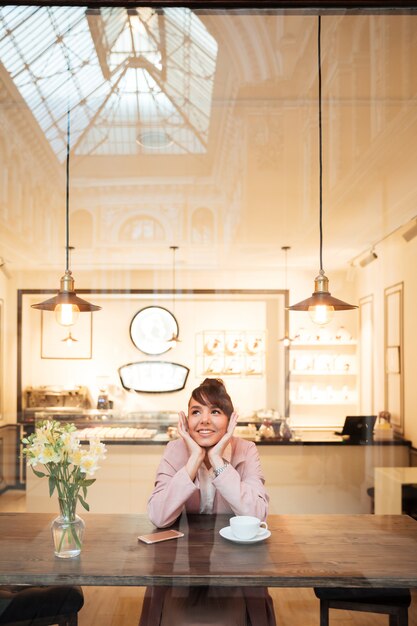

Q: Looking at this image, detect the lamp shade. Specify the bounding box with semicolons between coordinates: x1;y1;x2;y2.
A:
289;292;358;311
289;272;357;325
31;270;101;326
289;272;357;311
31;292;102;312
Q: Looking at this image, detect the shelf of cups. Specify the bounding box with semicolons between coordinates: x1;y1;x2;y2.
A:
200;354;264;377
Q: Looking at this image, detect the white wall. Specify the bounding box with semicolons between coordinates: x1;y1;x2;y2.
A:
355;230;417;447
17;282;290;420
3;265;360;427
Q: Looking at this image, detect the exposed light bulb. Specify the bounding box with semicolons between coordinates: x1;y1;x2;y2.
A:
55;303;80;327
282;336;291;347
308;304;334;326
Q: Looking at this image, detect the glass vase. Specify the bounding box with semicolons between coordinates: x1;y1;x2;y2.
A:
51;498;85;558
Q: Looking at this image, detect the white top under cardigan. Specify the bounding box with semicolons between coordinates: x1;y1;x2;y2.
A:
197;444;232;514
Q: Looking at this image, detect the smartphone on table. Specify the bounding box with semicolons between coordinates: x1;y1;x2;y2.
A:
138;529;184;544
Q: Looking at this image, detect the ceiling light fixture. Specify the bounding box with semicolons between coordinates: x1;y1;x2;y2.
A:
168;245;180;343
278;246;293;347
359;249;378;267
0;257;11;280
32;105;101;326
136;129;173;150
349;214;417;267
289;16;357;326
402;220;417;242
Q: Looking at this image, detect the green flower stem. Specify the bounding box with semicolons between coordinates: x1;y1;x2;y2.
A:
57;498;82;553
22;420;106;556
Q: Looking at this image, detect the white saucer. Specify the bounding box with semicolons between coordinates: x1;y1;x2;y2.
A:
219;526;271;544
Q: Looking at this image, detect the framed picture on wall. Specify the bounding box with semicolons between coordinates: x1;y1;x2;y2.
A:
386;346;401;374
384;282;404;433
41;312;93;360
359;294;374;414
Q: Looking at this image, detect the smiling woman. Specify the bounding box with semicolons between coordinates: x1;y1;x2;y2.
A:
141;377;276;626
186;377;233;448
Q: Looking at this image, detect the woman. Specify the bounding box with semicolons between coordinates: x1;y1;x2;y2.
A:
139;378;276;626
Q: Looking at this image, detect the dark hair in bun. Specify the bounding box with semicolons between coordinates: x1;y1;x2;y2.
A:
189;378;234;418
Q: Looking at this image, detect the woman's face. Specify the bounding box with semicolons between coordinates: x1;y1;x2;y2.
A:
187;400;229;448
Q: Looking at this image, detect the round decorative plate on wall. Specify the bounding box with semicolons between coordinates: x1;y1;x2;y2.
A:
130;306;179;355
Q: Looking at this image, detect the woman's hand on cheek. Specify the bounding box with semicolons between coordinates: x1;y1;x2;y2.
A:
178;411;205;480
207;411;239;470
178;411;196;450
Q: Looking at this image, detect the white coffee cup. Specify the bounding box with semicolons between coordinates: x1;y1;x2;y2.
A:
229;515;268;540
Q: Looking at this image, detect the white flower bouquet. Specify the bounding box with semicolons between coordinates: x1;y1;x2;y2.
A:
22;420;107;557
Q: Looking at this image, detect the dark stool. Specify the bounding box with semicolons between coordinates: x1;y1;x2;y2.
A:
367;485;417;517
314;587;411;626
0;585;84;626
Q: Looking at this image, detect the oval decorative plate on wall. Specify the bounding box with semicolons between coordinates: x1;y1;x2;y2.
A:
130;306;179;355
119;361;189;393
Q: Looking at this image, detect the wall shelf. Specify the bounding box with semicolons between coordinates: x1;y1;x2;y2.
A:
196;330;265;378
289;328;358;421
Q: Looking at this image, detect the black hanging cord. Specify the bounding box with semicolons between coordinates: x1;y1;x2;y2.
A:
65;107;71;273
318;15;323;273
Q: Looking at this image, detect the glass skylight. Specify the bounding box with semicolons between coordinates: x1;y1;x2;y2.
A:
0;6;218;160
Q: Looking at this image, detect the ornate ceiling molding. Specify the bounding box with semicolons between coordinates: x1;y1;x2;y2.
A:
0;65;61;179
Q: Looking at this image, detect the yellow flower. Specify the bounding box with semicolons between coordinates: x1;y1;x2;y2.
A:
61;431;79;454
68;449;84;466
38;444;61;464
79;453;99;476
22;420;107;514
89;440;107;460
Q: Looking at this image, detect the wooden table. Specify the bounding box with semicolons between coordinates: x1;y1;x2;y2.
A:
1;513;417;588
374;466;417;514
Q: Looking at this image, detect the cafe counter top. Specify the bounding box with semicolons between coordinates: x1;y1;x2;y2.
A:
21;410;411;446
74;430;410;446
23;415;411;515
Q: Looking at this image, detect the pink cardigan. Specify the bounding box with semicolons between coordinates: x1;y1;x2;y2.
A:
139;437;276;626
148;436;269;527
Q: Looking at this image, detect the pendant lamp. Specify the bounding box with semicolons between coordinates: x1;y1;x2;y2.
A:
168;245;181;343
278;246;293;346
32;107;101;326
289;16;357;326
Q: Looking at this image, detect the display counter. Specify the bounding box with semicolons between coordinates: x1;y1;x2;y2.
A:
23;410;411;516
24;410;411;447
